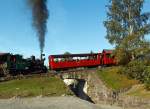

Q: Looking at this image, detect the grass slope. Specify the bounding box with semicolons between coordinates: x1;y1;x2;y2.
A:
126;84;150;98
97;67;138;91
0;76;73;98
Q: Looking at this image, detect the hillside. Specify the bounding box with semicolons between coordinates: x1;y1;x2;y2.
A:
97;67;138;91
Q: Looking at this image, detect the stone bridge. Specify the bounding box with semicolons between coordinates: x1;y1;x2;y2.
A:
59;68;97;80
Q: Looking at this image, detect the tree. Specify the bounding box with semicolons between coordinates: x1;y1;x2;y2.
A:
63;52;72;61
64;52;71;55
104;0;150;64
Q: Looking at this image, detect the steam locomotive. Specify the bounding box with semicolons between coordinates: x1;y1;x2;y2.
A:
0;53;47;77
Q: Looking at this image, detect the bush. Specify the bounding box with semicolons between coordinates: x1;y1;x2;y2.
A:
145;80;150;90
121;60;150;90
144;67;150;90
123;60;146;81
114;48;131;65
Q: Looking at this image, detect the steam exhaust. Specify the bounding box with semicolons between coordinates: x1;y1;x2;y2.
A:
28;0;49;59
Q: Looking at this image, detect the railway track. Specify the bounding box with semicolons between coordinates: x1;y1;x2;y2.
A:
0;72;53;82
0;68;99;82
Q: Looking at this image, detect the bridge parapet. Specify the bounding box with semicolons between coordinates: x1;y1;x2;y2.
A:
62;72;87;79
57;68;97;80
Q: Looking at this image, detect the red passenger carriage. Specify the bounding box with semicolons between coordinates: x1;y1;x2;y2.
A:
49;53;101;70
49;49;116;70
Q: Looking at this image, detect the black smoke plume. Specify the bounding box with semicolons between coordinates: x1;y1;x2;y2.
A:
28;0;49;55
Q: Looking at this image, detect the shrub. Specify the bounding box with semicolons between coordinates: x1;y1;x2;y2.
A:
121;60;150;90
114;48;131;65
144;67;150;90
124;60;146;82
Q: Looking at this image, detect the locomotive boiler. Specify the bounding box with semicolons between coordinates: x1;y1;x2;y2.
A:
0;53;47;77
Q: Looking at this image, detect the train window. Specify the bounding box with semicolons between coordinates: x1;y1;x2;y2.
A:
54;58;59;62
87;55;97;60
106;54;111;58
60;58;65;62
93;55;97;59
105;53;114;58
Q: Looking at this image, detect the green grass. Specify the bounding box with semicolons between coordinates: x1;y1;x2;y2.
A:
0;76;73;98
97;67;138;91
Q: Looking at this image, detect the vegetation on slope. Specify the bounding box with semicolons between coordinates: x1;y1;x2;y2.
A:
122;61;150;90
97;66;150;99
97;67;138;91
0;76;73;98
126;84;150;98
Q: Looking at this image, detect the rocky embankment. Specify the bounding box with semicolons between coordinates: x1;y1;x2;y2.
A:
86;72;150;109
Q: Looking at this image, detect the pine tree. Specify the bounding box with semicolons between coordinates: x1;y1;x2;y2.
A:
104;0;150;64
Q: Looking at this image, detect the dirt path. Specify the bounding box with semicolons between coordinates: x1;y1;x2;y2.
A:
0;96;122;109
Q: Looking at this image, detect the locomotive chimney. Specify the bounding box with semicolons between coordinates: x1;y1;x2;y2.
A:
40;53;43;61
40;53;45;63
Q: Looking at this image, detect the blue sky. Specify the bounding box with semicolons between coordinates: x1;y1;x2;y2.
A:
0;0;150;64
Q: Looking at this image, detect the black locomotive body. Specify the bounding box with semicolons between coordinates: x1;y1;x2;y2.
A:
0;53;47;77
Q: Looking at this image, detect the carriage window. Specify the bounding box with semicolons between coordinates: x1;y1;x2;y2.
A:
54;58;59;62
106;54;111;58
88;55;97;60
106;53;114;58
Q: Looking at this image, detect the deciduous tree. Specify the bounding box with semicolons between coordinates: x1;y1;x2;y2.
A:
104;0;150;64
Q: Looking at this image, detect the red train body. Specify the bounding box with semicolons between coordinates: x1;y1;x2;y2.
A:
49;49;116;70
